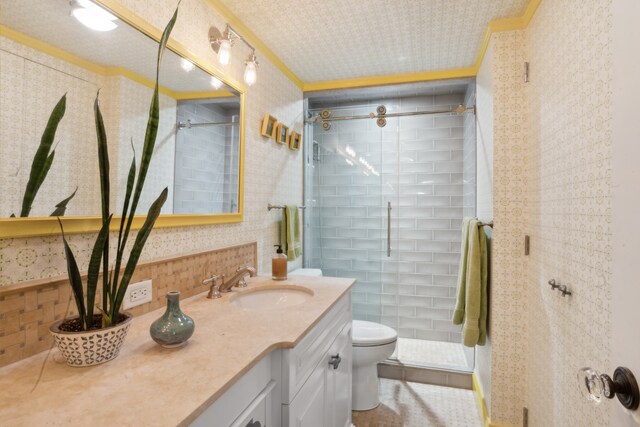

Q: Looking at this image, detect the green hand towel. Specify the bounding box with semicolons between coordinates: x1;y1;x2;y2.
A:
280;205;302;260
453;218;472;325
452;218;489;347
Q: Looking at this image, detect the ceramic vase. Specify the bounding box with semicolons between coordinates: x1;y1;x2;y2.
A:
150;291;195;348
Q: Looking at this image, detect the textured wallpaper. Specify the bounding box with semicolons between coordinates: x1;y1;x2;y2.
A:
477;0;614;425
0;0;303;286
486;30;529;426
524;0;612;426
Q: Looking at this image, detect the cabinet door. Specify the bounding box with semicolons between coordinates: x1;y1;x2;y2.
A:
230;380;276;427
325;323;352;427
286;363;326;427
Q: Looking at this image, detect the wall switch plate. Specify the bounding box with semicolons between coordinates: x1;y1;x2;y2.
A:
122;279;152;309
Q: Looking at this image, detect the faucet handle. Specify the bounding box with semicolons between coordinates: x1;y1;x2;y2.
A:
203;274;222;286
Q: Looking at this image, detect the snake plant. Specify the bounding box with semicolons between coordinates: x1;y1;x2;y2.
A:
12;94;77;217
59;6;178;331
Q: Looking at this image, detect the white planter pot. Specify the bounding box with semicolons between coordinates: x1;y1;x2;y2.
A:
50;313;133;367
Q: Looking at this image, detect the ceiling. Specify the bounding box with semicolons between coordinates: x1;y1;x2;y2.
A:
218;0;530;83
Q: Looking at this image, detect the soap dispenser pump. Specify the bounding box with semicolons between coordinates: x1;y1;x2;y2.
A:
272;244;287;281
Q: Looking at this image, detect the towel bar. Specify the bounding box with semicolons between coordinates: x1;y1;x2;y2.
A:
267;203;307;211
477;221;493;228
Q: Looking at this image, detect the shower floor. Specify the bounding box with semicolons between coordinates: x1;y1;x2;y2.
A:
390;338;468;370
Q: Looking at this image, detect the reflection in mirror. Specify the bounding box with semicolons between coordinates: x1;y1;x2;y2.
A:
0;0;242;218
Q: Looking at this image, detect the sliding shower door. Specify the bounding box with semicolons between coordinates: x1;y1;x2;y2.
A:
306;105;386;322
385;107;473;370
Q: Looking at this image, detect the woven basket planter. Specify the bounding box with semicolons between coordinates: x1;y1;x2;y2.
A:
50;313;133;367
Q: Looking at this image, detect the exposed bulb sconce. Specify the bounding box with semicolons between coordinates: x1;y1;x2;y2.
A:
209;24;258;87
70;0;118;32
244;51;258;86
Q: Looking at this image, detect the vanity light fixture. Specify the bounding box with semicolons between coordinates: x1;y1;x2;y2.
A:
70;0;118;32
244;51;258;86
209;24;259;86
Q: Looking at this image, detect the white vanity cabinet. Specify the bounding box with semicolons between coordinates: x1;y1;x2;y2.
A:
190;293;352;427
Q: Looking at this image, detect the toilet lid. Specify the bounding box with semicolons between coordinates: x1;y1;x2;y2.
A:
352;320;398;347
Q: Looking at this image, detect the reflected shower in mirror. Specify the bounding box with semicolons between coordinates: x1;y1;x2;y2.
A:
0;0;242;218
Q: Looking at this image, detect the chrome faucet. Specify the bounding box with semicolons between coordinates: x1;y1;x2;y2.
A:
202;274;223;299
219;266;257;292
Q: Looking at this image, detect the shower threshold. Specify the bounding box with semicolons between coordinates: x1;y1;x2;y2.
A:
388;338;473;373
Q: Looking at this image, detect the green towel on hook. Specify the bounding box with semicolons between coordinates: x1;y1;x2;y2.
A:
452;218;488;347
280;205;301;260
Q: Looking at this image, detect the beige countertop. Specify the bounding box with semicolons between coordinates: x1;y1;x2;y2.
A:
0;275;355;426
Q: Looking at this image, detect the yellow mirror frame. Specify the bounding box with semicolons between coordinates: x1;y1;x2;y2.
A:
0;0;246;238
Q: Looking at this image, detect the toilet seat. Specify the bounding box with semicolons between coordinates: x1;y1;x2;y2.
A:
352;320;398;347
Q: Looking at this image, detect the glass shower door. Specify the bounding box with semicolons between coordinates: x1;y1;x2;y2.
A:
386;106;474;371
305;105;386;323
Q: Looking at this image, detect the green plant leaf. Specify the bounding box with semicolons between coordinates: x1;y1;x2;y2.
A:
93;92;111;314
58;218;87;329
111;187;168;320
50;187;78;216
107;7;178;321
21;95;66;217
111;142;136;305
119;6;178;252
86;214;112;323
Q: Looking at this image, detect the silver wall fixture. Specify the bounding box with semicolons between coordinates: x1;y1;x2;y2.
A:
547;279;572;296
524;62;530;83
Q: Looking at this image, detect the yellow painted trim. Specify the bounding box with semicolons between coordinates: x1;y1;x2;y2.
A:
0;24;107;75
303;67;477;92
172;90;236;100
473;0;542;73
203;0;304;90
0;1;247;238
472;373;516;427
0;214;242;239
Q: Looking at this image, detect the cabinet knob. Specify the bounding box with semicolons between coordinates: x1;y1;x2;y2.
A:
578;366;639;410
329;354;342;370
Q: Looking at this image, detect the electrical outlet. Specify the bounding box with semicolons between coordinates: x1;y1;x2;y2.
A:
122;280;152;309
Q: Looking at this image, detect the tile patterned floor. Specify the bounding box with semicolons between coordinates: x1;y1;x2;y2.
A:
390;338;469;370
352;379;482;427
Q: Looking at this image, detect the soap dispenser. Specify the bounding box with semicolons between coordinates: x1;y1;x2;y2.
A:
272;244;288;281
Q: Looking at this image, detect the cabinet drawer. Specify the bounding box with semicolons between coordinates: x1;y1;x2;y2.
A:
282;293;351;403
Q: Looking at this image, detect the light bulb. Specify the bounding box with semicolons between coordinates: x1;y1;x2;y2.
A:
70;0;117;32
210;76;223;89
244;61;257;86
218;39;231;65
181;58;194;72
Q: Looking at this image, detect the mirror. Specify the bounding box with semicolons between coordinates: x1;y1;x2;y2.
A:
0;0;243;223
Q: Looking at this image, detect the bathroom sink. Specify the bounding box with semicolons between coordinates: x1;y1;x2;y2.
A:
229;285;314;310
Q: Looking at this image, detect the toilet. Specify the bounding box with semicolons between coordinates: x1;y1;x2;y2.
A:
289;268;398;411
351;320;397;410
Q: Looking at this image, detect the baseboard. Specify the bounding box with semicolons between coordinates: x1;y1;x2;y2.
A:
472;373;515;427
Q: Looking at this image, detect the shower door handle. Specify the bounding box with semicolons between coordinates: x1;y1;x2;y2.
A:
387;202;391;257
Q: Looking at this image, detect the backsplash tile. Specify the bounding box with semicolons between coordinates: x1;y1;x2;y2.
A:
0;242;256;367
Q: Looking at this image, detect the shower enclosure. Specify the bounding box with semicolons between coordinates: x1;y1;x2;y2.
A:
303;81;476;372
